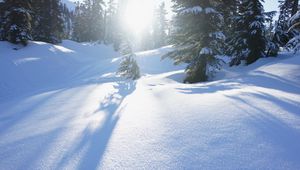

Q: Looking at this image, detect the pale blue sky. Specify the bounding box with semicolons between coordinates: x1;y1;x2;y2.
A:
71;0;280;15
264;1;279;12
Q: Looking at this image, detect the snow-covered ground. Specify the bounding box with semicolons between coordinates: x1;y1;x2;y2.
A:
0;40;300;169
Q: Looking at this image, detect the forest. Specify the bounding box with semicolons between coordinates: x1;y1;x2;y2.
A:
0;1;300;169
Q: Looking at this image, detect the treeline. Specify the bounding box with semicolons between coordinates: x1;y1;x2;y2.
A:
1;0;300;83
0;0;168;51
0;0;72;45
164;0;300;83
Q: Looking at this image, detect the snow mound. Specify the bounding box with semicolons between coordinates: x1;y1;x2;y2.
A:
0;40;119;101
0;40;300;169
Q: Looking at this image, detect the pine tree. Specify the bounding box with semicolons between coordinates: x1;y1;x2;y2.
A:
118;39;140;80
265;11;277;55
104;0;119;45
269;0;299;56
219;0;239;54
286;11;300;52
31;0;64;44
228;0;267;66
72;0;105;42
73;2;88;42
164;0;225;83
60;3;73;39
0;1;5;40
152;2;168;48
291;0;299;16
2;0;32;46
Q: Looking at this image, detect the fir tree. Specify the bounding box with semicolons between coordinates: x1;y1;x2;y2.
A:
2;0;32;46
118;39;140;80
228;0;267;66
104;0;119;46
72;0;105;42
152;2;168;48
291;0;299;16
0;1;5;40
218;0;239;54
164;0;225;83
60;3;73;39
269;0;299;56
73;2;88;42
31;0;64;44
286;11;300;52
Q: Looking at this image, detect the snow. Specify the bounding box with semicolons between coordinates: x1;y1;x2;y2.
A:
199;47;213;55
204;7;217;14
0;40;300;169
180;6;203;15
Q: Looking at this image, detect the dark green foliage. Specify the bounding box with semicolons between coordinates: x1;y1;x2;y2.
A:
117;40;140;80
0;1;5;40
152;2;168;48
118;56;140;80
73;0;105;42
218;0;239;54
228;0;267;66
60;3;73;39
104;0;121;50
31;0;64;44
2;0;32;46
165;0;224;83
269;0;300;56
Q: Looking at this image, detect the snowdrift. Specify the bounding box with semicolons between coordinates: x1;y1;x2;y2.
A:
0;40;300;169
0;40;119;101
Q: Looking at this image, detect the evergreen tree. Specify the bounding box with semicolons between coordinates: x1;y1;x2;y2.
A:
118;39;140;80
286;11;300;52
164;0;225;83
228;0;267;66
2;0;32;46
152;2;168;48
31;0;64;44
60;3;73;39
218;0;239;54
291;0;299;16
73;2;88;42
0;1;5;40
72;0;105;42
104;0;119;45
269;0;299;56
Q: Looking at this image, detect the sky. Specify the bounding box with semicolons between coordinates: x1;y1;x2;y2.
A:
69;0;280;13
264;1;280;12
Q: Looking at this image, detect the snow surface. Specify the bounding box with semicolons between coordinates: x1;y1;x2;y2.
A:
0;40;300;169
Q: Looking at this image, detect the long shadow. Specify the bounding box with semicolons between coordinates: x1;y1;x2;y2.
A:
175;80;242;94
56;81;136;169
0;127;68;170
175;68;300;95
224;94;300;163
243;70;300;94
0;89;64;135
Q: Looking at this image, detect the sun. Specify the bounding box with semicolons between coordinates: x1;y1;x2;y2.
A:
124;0;154;34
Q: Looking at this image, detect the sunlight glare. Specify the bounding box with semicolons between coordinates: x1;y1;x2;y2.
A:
124;0;154;34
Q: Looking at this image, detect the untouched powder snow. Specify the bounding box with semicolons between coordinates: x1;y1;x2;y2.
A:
0;41;300;169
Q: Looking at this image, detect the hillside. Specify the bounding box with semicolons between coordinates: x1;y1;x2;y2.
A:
0;40;300;169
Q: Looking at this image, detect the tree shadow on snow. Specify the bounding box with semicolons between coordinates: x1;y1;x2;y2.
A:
224;93;300;163
175;80;242;94
175;69;300;95
55;81;136;169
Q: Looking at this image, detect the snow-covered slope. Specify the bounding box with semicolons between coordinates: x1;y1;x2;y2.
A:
0;41;300;169
0;40;119;101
